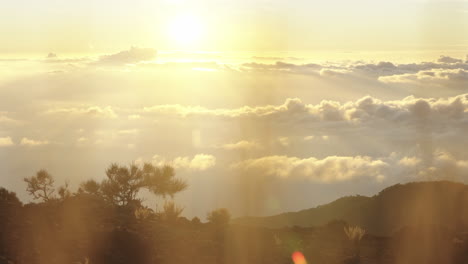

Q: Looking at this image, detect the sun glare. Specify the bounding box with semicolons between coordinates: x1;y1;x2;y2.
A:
168;14;204;48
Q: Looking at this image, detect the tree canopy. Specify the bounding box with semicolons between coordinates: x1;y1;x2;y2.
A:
99;163;188;206
207;208;231;226
23;169;55;202
24;162;187;207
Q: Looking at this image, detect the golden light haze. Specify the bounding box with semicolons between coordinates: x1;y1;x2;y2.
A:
1;0;468;54
1;0;468;219
1;2;468;264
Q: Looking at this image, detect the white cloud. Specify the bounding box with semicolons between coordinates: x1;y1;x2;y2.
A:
437;56;463;64
232;151;468;183
0;113;18;124
237;58;468;81
46;106;118;119
241;61;321;75
221;140;261;150
142;97;317;120
152;154;216;171
0;137;14;147
20;137;49;146
277;137;290;147
303;135;330;141
118;129;139;135
378;68;468;86
0;115;14;123
77;137;88;143
96;47;157;65
319;68;351;76
142;93;468;126
232;155;387;183
396;151;468;180
128;114;141;120
398;156;422;167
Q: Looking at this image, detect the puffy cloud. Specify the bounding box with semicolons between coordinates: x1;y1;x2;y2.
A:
20;137;49;146
0;114;16;124
398;156;422;167
237;59;468;79
77;137;88;143
188;154;216;170
378;68;468;86
303;135;329;141
128;114;141;120
46;106;118;119
0;137;14;147
46;53;57;58
437;55;463;64
421;152;468;180
319;68;351;76
353;60;468;77
152;154;216;171
232;151;468;183
241;61;321;74
397;151;468;180
118;129;139;135
141;93;468;126
354;61;398;76
231;155;388;182
139;61;226;71
277;137;290;147
96;47;157;65
221;140;261;150
142;97;311;119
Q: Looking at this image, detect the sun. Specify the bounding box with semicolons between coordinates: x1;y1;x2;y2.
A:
168;14;204;48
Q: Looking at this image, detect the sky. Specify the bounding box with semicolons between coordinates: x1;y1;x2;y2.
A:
0;0;468;219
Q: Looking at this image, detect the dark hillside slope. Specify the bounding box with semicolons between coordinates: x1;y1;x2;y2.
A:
233;181;468;235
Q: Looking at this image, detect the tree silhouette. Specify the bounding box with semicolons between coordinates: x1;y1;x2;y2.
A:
78;179;101;196
24;169;55;202
57;181;71;200
207;208;231;226
0;187;21;207
99;163;187;206
159;200;184;223
142;163;187;197
191;216;201;225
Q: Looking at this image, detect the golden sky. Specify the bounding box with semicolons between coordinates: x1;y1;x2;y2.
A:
1;0;468;218
1;0;468;54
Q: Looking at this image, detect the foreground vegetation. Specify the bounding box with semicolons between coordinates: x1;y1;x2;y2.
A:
1;164;468;264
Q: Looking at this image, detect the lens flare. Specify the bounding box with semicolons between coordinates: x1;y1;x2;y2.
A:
292;251;307;264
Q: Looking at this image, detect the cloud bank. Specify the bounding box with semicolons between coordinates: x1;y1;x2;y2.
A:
232;155;388;182
97;47;157;65
151;154;216;171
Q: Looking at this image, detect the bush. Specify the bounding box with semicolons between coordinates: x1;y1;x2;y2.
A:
207;208;231;226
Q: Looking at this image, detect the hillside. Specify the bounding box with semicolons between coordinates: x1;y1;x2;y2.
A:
233;181;468;235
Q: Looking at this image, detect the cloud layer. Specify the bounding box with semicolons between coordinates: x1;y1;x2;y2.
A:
96;47;157;65
232;155;388;182
1;49;468;217
151;154;216;171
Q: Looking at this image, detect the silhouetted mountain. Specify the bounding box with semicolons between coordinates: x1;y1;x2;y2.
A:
233;181;468;235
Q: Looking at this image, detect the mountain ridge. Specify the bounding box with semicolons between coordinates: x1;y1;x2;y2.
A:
233;181;468;235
